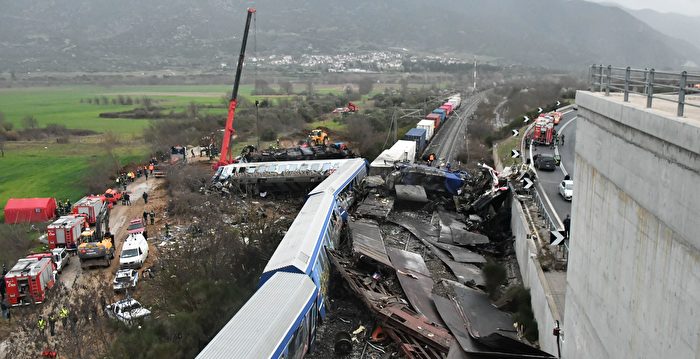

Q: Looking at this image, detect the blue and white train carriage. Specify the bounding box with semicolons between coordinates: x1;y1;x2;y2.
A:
198;158;369;359
196;272;318;359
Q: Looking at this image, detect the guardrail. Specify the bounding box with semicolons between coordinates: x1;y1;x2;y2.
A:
589;65;700;117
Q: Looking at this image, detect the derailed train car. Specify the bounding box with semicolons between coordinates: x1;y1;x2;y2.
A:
198;158;368;359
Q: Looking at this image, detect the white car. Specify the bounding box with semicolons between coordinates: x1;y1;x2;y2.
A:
559;180;573;201
119;233;149;269
51;248;70;273
113;269;139;292
105;298;151;325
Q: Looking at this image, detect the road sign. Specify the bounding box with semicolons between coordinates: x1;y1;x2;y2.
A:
556;100;561;106
523;115;530;123
512;129;519;137
511;149;520;158
522;177;534;189
550;230;566;245
538;107;543;113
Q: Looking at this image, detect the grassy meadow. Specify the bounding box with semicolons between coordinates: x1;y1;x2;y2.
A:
0;83;361;216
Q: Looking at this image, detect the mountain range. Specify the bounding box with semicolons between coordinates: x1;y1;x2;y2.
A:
0;0;698;72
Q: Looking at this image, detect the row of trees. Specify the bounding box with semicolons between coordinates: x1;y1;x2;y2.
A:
252;78;375;97
80;96;155;108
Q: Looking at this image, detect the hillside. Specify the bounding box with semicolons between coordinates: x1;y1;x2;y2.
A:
625;8;700;53
0;0;698;72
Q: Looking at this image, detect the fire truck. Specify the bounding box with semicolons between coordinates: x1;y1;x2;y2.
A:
4;257;56;306
530;116;555;146
47;215;86;250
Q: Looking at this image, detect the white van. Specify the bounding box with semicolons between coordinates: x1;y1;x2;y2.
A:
119;233;149;269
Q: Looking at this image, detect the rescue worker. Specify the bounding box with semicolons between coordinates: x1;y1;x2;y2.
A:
142;191;149;204
563;214;571;239
37;316;47;338
48;313;57;336
149;210;155;225
125;192;131;206
59;307;69;329
148;164;154;174
143;211;148;223
144;166;149;180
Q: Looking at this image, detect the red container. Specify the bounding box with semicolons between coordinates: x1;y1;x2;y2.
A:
426;113;442;129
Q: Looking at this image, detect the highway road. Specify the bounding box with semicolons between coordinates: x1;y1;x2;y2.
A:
527;108;578;228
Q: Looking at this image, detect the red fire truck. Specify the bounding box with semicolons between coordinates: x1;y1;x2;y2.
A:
4;257;56;306
47;215;86;250
530;117;555;146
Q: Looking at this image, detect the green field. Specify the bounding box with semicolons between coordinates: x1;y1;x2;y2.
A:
0;83;379;216
0;140;147;211
0;85;242;217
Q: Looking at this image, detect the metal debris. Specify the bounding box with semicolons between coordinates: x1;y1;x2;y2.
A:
349;219;393;268
395;185;429;203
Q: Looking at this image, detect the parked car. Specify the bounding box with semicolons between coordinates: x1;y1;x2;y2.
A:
119;233;149;269
51;248;70;273
127;218;145;235
105;298;151;325
113;269;139;292
559;180;573;201
534;154;557;171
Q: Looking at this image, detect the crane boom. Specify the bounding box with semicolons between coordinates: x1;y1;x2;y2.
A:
216;7;256;169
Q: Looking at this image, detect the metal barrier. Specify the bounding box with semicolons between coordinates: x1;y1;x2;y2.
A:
589;65;700;117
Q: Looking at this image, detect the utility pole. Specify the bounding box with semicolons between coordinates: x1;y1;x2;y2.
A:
473;57;478;92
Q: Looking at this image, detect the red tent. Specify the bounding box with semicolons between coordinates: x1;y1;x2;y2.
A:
4;198;57;224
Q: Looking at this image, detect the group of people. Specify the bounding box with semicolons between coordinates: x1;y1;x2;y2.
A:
36;306;70;337
142;209;156;225
115;161;158;191
55;199;72;216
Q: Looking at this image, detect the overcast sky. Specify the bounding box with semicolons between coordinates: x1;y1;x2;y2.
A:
586;0;700;16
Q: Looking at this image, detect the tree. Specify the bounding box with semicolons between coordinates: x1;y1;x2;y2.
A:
21;115;38;129
357;77;374;95
305;80;314;96
280;80;294;95
0;135;5;157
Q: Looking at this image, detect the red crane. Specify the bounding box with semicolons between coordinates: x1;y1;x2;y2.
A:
215;7;256;169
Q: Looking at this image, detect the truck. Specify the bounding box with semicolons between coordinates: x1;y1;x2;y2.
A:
416;120;435;141
4;257;55;306
75;197;113;269
47;215;86;250
119;233;149;269
530;117;555;146
403;128;427;153
72;196;105;225
26;248;69;274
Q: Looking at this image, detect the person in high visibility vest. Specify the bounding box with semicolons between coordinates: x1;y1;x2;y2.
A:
37;316;47;337
59;307;69;328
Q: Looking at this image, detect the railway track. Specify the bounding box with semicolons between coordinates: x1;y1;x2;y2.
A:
423;92;485;164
